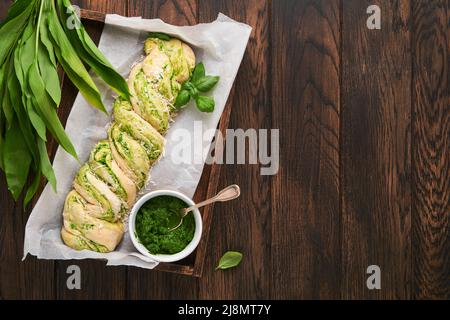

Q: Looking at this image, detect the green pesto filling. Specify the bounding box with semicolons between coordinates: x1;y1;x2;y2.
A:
89;142;127;201
74;165;116;221
134;70;169;133
113;99;163;161
135;196;195;255
110;126;148;187
121;122;160;160
67;224;109;253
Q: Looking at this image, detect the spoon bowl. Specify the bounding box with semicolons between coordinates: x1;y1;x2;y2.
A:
168;184;241;232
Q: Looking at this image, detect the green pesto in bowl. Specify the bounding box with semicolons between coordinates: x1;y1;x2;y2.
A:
135;195;195;255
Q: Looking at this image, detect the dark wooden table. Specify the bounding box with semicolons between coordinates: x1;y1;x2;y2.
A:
0;0;448;299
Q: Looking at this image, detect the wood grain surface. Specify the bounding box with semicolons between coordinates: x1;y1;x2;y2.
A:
271;0;341;299
341;0;412;299
411;0;449;299
0;0;448;299
198;0;272;299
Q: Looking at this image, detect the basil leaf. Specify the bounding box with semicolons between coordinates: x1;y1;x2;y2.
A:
216;251;243;270
3;118;32;200
183;81;198;99
194;75;220;92
148;32;171;41
191;62;205;84
174;89;190;108
182;62;219;113
195;95;215;113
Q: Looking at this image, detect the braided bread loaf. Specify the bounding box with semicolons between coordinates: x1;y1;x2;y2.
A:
61;37;195;252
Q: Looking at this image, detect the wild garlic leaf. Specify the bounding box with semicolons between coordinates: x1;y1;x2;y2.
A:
39;8;57;66
8;73;39;165
0;0;34;66
24;98;48;143
14;23;48;142
79;37;131;100
37;137;57;192
0;62;14;128
216;251;243;270
0;116;4;171
57;0;130;100
47;8;106;113
24;171;41;207
28;61;78;160
3;119;32;200
1;78;14;129
0;0;34;26
37;40;61;105
17;20;36;76
0;0;130;201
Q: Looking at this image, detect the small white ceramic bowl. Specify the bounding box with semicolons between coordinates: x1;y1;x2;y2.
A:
128;190;202;263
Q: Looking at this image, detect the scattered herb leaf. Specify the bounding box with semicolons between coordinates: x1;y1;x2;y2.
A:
216;251;243;270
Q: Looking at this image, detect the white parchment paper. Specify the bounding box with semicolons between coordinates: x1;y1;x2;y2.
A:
23;13;251;269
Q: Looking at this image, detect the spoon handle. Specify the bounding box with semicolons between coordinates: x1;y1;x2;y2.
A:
184;184;240;215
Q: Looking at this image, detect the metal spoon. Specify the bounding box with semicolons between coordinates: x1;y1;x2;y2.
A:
168;184;241;232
